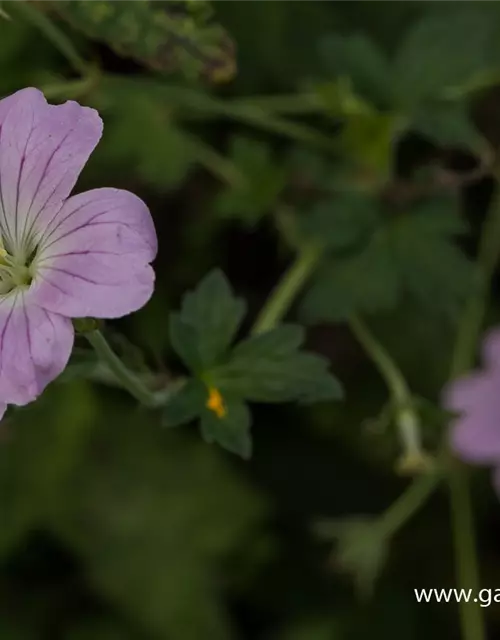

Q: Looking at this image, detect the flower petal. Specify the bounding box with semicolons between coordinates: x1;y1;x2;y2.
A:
481;327;500;370
0;88;33;123
442;372;487;414
0;87;102;251
32;188;156;319
0;292;74;405
445;371;500;464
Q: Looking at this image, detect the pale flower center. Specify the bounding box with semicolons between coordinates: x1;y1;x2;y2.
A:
0;236;36;294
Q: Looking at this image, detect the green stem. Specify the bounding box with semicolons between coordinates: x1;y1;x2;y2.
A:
86;330;160;407
101;75;336;153
377;469;441;539
349;315;428;469
229;92;323;115
366;185;500;601
183;132;245;187
349;315;410;406
41;77;95;101
251;243;322;335
450;186;500;378
13;2;88;76
448;456;484;640
445;185;500;640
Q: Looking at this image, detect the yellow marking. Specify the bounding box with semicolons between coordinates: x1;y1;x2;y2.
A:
206;386;226;418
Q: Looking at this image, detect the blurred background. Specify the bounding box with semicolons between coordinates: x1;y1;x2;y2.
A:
1;1;500;638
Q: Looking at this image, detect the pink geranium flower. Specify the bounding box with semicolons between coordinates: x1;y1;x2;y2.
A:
443;328;500;494
0;88;157;418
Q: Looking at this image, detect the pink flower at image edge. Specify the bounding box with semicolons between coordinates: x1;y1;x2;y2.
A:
0;88;157;419
443;328;500;495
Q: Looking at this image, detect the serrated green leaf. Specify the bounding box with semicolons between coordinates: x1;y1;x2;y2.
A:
302;232;399;322
390;201;477;313
412;102;483;151
169;314;203;372
319;33;393;108
200;400;252;459
300;192;380;251
211;325;343;404
214;136;286;225
292;354;344;405
232;324;304;360
163;379;206;427
302;196;475;322
170;270;246;373
392;8;497;107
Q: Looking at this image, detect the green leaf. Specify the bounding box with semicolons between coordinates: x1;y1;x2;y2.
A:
170;269;246;373
211;325;343;404
319;33;393;108
214;136;287;225
200;399;252;459
52;0;236;83
411;101;484;151
93;93;193;190
390;199;477;312
232;324;304;359
169;314;203;372
302;232;399;322
299;192;380;251
302;196;475;322
315;517;389;598
392;8;497;107
163;379;206;427
339;111;399;179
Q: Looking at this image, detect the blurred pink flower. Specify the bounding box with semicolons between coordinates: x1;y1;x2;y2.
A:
443;328;500;493
0;88;157;419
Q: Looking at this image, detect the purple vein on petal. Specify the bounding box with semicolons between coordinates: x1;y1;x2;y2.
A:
0;125;13;249
40;220;142;255
19;130;73;248
0;292;18;380
40;204;125;249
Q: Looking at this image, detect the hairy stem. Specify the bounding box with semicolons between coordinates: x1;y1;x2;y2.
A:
251;243;322;335
377;468;441;539
349;315;427;468
445;185;500;640
86;330;162;407
349;315;410;406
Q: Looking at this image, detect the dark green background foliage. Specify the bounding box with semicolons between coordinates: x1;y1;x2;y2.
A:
1;1;500;638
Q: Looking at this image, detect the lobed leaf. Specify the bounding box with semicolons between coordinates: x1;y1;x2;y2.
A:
392;7;498;107
163;379;207;427
319;33;393;108
169;269;246;373
200;399;252;459
302;196;475;322
214;136;287;225
211;324;343;404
